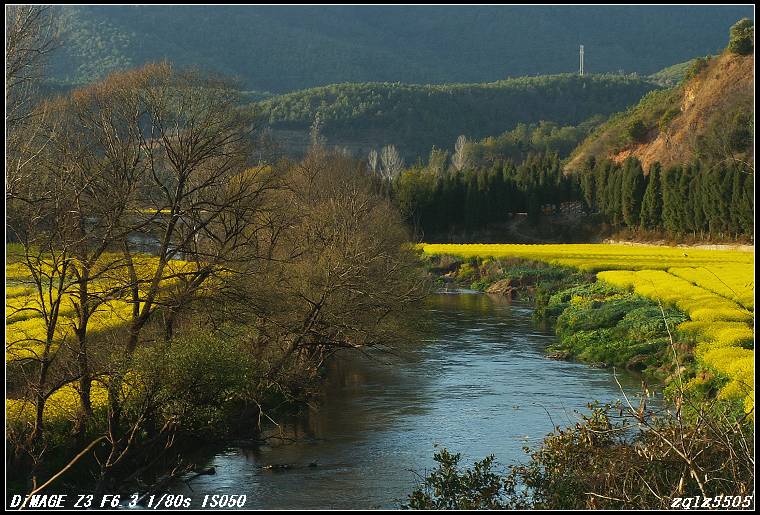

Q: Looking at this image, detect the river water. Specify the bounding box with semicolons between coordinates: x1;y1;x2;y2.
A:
166;292;653;509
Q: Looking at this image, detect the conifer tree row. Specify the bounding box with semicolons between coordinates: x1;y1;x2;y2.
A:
393;152;753;241
394;151;578;237
579;157;753;239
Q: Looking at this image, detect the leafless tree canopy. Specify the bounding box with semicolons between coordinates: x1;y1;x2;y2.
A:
451;134;469;172
367;148;379;174
5;5;58;129
5;5;59;200
7;62;429;496
380;144;404;181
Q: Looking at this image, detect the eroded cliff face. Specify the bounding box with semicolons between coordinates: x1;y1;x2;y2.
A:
614;52;753;171
567;51;754;173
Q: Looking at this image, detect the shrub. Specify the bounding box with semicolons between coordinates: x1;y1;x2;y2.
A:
408;400;754;509
683;56;709;81
626;119;649;144
658;106;680;132
556;294;648;336
405;449;515;509
133;331;258;438
728;110;753;152
727;18;754;55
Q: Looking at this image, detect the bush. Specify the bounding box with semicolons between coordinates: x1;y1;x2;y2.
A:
405;449;517;509
626;118;649;144
546;282;687;376
683;56;710;82
658;106;680;132
727;18;754;55
555;294;648;336
408;400;754;510
133;331;259;438
728;110;753;152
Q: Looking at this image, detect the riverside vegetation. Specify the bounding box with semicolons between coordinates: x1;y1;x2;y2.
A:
411;244;754;508
5;6;755;510
6;48;429;499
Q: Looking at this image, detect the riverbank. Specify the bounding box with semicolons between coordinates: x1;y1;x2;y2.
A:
159;293;654;509
421;249;752;410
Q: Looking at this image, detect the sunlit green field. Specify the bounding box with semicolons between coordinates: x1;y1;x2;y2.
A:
420;243;755;412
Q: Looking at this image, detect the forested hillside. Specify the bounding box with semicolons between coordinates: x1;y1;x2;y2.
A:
255;74;657;160
51;5;752;91
647;58;703;87
392;20;755;243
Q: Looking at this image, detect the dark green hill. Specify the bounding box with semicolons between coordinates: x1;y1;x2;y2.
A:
253;74;659;160
51;5;752;92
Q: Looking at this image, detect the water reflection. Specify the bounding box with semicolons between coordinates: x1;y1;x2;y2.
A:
167;293;656;509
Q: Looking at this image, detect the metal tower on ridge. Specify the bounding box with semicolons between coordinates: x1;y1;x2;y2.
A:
579;45;584;76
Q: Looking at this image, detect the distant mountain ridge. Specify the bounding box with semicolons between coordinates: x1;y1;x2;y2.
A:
50;5;753;92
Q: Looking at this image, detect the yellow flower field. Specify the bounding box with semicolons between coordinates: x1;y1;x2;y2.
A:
421;243;755;412
668;265;754;310
7;372;143;425
420;243;753;272
6;250;209;424
5;252;198;363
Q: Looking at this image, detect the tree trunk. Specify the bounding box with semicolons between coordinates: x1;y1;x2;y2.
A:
164;308;176;343
29;361;49;448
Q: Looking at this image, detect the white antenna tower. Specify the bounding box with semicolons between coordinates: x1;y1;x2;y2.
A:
579;45;584;76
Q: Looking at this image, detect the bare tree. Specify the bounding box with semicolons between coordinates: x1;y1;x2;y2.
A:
5;5;58;129
451;135;469;172
5;5;59;200
30;67;160;433
309;107;326;151
367;148;379;175
112;63;269;354
237;152;429;383
8;61;280;492
6;139;81;467
380;144;404;182
7;59;430;496
86;64;279;492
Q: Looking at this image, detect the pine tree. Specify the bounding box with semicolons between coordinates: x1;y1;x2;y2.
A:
676;165;693;235
605;164;623;225
733;167;754;236
464;170;479;230
700;165;717;235
639;163;662;230
621;158;646;228
579;156;597;213
687;163;706;237
595;160;613;216
661;165;682;235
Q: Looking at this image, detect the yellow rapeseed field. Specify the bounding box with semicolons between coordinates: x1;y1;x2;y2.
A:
6;253;198;363
421;243;755;412
7;372;143;425
6;252;199;425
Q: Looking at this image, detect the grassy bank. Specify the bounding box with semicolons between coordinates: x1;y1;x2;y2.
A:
421;246;753;413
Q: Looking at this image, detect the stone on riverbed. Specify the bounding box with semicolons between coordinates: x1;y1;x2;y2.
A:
485;278;515;296
546;350;571;360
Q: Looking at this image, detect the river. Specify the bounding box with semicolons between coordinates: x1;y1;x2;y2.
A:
165;292;654;509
